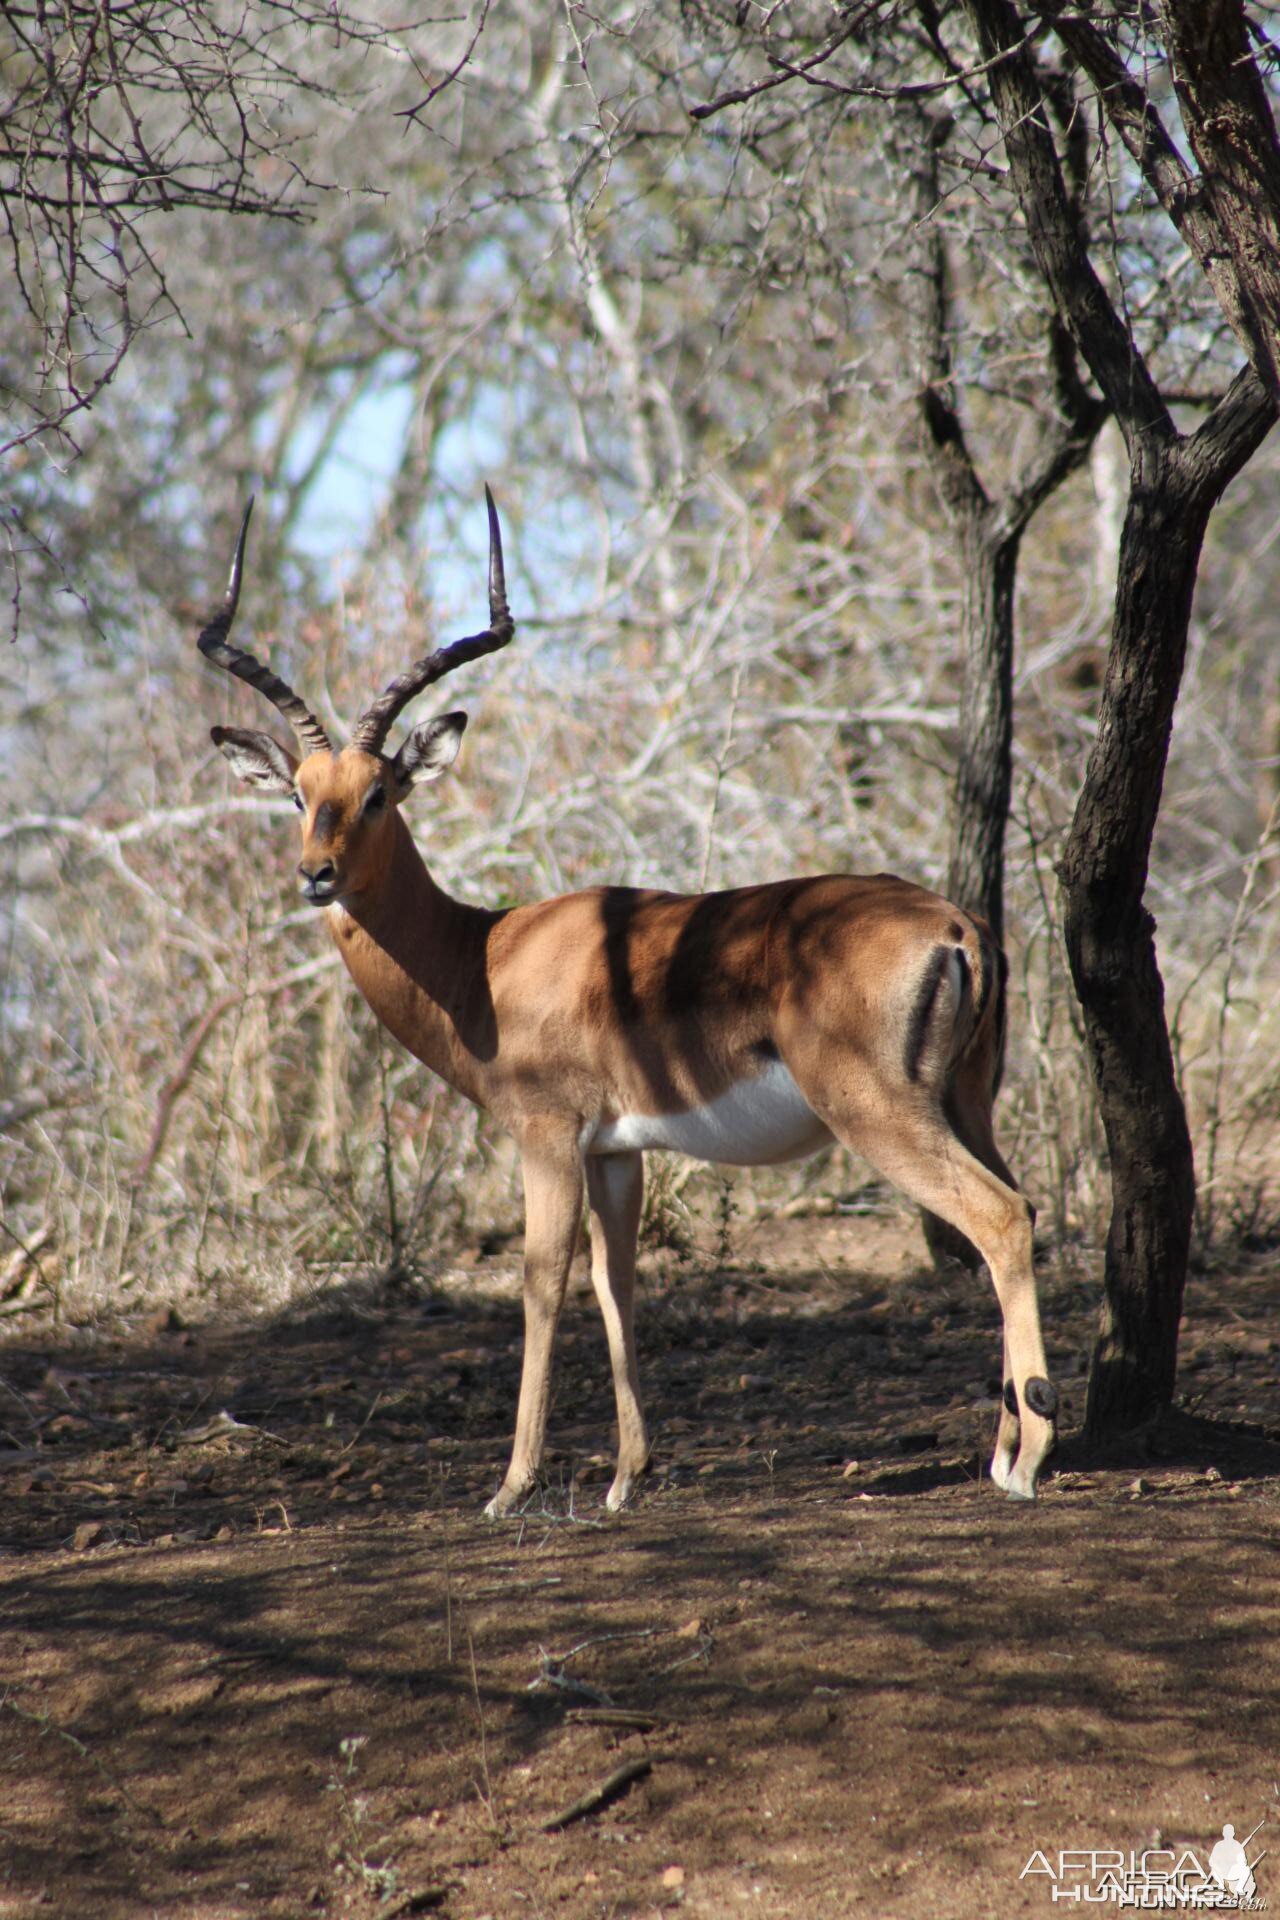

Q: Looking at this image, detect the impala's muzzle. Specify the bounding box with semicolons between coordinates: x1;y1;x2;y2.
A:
298;860;337;905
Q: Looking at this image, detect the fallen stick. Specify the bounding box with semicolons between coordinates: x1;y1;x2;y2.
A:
541;1756;653;1832
565;1708;662;1731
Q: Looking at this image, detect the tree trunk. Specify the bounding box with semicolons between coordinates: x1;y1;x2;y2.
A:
921;514;1018;1272
1057;439;1204;1432
946;517;1018;947
1057;379;1273;1432
961;0;1279;1434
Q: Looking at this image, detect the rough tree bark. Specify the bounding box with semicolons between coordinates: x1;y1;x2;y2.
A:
1060;385;1270;1427
943;515;1018;947
962;0;1278;1433
1157;0;1280;403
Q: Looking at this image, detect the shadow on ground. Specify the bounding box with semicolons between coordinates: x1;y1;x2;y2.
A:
1;1221;1277;1919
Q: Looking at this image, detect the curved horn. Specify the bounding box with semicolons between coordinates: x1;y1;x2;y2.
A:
196;498;334;758
349;486;514;757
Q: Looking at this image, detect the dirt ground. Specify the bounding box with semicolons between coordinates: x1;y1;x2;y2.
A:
1;1209;1278;1920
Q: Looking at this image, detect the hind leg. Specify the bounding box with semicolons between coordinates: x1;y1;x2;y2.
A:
990;1333;1021;1492
934;1069;1041;1488
585;1152;650;1510
816;1097;1055;1498
922;1057;1021;1276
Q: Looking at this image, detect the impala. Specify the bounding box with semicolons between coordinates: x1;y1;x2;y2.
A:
198;490;1057;1511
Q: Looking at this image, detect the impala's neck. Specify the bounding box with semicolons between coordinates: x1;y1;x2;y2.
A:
326;812;498;1102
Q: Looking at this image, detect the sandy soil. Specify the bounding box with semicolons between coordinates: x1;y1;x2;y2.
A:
1;1212;1277;1919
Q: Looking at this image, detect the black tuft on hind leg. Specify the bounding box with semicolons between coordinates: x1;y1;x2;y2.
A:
1024;1376;1058;1420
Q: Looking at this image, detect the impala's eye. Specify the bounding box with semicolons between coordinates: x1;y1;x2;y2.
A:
364;786;387;814
293;792;305;813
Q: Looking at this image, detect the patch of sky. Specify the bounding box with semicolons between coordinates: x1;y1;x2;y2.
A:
274;369;632;669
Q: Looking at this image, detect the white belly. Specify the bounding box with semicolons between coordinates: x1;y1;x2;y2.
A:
586;1057;832;1167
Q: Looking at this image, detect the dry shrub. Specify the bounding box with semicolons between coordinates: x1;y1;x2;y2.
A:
3;451;1277;1322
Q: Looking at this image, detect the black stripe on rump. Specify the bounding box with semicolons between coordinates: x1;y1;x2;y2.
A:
903;945;951;1084
954;945;972;1028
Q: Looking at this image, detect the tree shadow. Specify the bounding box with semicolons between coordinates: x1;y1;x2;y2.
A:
1;1244;1277;1918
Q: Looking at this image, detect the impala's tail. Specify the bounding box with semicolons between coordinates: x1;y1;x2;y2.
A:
958;913;1007;1095
903;910;1005;1097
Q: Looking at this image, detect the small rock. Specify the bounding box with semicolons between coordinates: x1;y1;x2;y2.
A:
661;1865;686;1889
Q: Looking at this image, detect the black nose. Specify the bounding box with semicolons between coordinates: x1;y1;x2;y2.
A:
298;860;336;902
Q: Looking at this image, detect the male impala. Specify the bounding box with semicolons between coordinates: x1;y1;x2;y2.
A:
198;490;1057;1511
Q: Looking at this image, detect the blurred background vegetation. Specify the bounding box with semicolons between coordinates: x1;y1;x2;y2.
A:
2;1;1278;1325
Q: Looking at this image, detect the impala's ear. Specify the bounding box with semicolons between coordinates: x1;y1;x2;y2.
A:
211;725;299;794
390;711;467;790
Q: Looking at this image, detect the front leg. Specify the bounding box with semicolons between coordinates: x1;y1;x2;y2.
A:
484;1132;584;1518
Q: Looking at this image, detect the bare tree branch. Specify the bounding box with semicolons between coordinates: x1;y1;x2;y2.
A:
0;0;387;460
